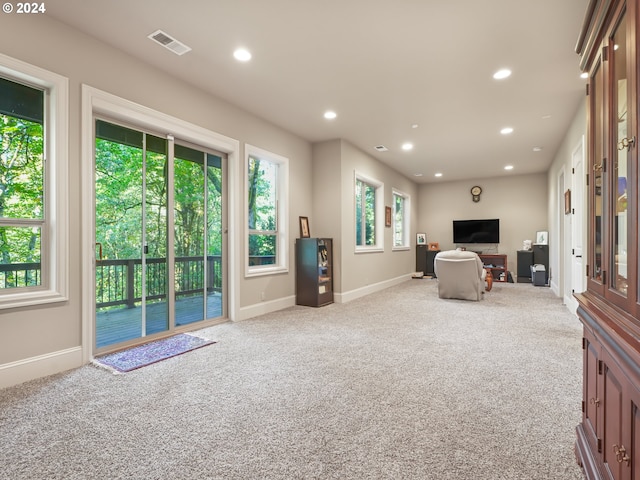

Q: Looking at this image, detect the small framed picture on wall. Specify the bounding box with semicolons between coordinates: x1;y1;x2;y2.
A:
416;233;426;245
535;231;548;245
299;216;310;238
385;206;392;227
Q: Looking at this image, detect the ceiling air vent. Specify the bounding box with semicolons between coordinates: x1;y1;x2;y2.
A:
374;145;388;152
148;30;192;56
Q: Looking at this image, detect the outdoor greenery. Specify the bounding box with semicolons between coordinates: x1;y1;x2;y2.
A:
2;109;274;294
0;112;43;288
394;193;404;246
355;179;376;246
95;135;224;262
247;156;277;265
95;126;225;307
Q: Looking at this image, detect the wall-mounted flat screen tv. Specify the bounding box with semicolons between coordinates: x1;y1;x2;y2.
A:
452;219;500;244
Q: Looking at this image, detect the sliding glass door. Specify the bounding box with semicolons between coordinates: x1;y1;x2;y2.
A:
174;144;224;326
94;120;225;350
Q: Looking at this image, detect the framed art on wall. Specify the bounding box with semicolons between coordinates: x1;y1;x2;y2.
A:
535;231;548;245
416;233;426;245
299;216;310;238
564;189;571;215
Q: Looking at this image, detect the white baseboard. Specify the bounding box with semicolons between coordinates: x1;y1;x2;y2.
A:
238;275;412;319
238;295;296;321
335;274;411;304
564;294;578;314
0;347;83;390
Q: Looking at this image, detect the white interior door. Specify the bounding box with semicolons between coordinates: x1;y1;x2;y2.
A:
570;137;586;310
567;137;587;312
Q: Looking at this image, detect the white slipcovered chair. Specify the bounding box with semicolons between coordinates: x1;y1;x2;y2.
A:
434;250;486;301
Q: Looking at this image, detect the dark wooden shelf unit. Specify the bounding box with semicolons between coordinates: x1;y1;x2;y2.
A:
479;254;507;283
295;238;333;307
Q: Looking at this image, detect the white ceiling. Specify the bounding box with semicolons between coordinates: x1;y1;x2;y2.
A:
46;0;590;183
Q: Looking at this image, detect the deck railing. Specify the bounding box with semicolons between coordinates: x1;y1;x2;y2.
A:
95;256;222;309
2;254;274;308
0;262;41;288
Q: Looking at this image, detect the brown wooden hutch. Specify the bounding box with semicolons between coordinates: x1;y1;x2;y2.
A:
575;1;640;478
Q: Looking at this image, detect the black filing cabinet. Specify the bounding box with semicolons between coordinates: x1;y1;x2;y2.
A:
517;245;549;283
426;249;439;277
416;245;427;274
532;244;549;283
416;246;439;277
517;250;534;283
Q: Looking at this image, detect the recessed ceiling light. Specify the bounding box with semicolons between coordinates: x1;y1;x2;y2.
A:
542;114;552;120
533;146;543;152
580;72;588;79
500;127;514;135
414;173;424;177
324;111;337;120
402;143;414;151
434;173;443;177
493;69;512;80
233;48;252;62
504;165;514;170
411;124;419;129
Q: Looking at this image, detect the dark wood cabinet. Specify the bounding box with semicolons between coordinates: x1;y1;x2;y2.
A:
295;238;333;307
575;1;640;478
479;254;507;282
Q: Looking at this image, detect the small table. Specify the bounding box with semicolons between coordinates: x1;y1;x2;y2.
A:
484;269;493;292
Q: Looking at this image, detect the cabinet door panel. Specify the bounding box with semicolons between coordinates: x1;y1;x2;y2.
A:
603;358;624;479
630;400;640;480
584;335;601;451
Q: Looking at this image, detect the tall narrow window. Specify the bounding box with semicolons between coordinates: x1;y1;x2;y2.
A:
246;144;288;276
393;189;410;249
0;78;43;290
0;56;68;309
355;172;383;252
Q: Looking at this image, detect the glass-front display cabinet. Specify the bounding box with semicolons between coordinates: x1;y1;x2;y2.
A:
575;1;640;479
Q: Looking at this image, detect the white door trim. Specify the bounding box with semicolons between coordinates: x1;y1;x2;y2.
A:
80;85;240;363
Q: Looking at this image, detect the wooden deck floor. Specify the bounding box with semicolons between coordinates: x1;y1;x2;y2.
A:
96;293;222;348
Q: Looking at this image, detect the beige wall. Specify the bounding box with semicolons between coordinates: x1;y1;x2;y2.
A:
547;99;587;300
0;14;312;379
312;140;419;298
312;140;344;292
417;174;549;277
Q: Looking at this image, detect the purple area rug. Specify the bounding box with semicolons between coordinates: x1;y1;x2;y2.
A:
94;333;216;373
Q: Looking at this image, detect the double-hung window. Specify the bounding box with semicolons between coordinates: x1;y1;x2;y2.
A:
355;172;383;252
393;189;410;249
0;55;68;309
245;144;288;276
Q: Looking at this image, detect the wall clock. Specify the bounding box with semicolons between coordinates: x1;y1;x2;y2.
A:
470;185;482;202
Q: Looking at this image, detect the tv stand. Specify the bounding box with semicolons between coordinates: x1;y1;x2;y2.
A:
478;254;507;283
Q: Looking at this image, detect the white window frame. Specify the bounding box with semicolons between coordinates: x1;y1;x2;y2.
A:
392;188;411;251
0;54;68;310
354;171;384;253
245;144;289;277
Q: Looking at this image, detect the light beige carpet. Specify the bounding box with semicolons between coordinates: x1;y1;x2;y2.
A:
0;280;585;479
